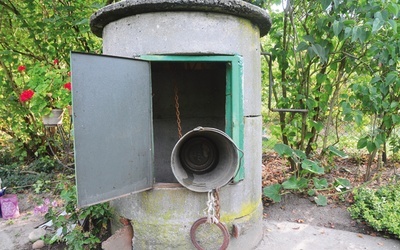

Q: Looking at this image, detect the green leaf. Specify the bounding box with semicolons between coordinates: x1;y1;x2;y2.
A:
296;41;309;52
385;72;397;85
388;20;397;34
366;141;376;153
308;189;316;196
74;18;88;26
372;18;384;33
320;0;331;10
351;26;358;42
311;120;324;132
302;159;324;174
387;2;399;16
357;137;368;149
274;143;293;157
314;194;328;206
375;134;385;147
335;178;351;189
293;149;307;160
282;176;308;190
303;35;315;43
316;73;327;84
344;27;352;39
392;114;400;124
332;20;343;36
358;28;368;43
327;146;347;158
355;113;363;126
263;184;282;202
390;102;399;109
313;177;329;189
311;44;326;62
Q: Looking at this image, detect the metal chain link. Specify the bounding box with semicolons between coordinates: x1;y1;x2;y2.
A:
205;189;221;224
214;188;221;220
174;82;182;138
192;189;229;249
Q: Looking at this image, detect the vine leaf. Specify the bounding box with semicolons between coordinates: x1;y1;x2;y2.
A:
327;146;347;158
335;178;351;191
314;194;328;206
282;176;308;190
302;159;324;174
274;143;293;157
263;184;282;203
313;177;328;189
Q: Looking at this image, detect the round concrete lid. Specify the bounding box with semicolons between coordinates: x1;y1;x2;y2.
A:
90;0;272;37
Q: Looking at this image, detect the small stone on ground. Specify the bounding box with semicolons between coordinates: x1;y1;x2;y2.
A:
32;239;45;249
28;228;46;242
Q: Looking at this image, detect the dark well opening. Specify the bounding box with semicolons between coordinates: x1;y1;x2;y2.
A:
151;62;226;183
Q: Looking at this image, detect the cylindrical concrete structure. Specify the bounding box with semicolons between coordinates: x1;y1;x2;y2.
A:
90;1;271;249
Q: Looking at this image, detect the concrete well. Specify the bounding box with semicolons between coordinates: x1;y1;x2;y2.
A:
88;1;271;249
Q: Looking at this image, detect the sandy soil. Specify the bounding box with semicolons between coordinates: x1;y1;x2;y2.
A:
0;193;47;250
263;193;374;235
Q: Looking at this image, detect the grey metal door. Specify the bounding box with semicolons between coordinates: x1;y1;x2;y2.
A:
71;52;153;207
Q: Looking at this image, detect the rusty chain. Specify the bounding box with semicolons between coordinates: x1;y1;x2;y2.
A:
174;82;182;138
214;188;221;220
190;188;229;250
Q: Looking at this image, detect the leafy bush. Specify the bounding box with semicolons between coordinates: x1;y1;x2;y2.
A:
0;0;102;160
348;183;400;238
0;157;60;192
263;143;350;206
44;179;112;249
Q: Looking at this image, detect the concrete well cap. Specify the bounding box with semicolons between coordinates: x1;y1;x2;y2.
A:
90;0;272;37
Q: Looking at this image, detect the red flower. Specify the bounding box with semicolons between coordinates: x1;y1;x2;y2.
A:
63;82;72;91
18;65;26;72
19;89;34;102
53;59;59;65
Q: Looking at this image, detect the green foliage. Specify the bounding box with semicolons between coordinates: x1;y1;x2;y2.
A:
334;178;351;191
348;183;400;238
282;176;308;190
263;184;282;202
327;146;348;158
44;179;112;249
263;0;400;168
0;156;60;192
313;177;328;189
0;1;103;160
19;63;72;113
314;194;328;206
302;159;324;174
263;143;350;206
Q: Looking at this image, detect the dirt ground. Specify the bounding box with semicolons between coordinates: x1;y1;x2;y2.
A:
262;152;400;238
0;192;47;250
0;192;387;250
263;193;374;235
0;153;398;249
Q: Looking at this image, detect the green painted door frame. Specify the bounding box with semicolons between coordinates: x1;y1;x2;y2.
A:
141;55;245;182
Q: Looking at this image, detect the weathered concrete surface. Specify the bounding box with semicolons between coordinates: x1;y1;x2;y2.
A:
90;0;271;37
256;220;400;250
111;185;264;249
101;11;262;115
94;0;269;249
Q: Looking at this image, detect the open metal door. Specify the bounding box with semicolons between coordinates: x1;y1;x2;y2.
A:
71;52;153;208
